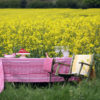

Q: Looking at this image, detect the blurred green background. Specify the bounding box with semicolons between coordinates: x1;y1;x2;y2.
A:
0;0;100;8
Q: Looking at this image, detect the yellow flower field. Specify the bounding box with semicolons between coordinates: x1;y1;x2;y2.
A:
0;9;100;57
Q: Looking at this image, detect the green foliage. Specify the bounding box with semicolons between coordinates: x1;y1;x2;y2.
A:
0;79;100;100
56;0;100;8
56;0;78;8
26;0;53;8
85;0;100;8
21;0;27;8
0;0;100;8
0;0;21;8
15;54;21;58
94;54;100;78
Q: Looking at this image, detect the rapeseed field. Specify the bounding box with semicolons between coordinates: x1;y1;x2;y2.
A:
0;9;100;57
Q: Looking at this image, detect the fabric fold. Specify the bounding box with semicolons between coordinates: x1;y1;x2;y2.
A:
43;58;53;72
0;59;4;93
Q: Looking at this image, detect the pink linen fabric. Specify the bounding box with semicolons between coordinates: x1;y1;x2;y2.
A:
3;58;50;82
1;58;72;83
0;57;79;93
0;59;4;93
53;58;79;82
54;58;71;74
43;58;53;72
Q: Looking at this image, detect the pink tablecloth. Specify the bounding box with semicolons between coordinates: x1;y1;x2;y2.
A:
0;59;4;93
0;57;78;93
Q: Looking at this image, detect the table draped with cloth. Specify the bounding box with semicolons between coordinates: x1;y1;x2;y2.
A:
0;57;78;93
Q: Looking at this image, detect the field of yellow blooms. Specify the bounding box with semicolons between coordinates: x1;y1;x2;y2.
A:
0;9;100;57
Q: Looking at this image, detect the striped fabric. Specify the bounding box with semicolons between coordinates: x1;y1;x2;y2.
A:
0;57;78;93
43;58;53;72
0;59;4;93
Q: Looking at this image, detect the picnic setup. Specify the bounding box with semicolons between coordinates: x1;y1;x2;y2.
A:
0;6;99;99
0;48;96;93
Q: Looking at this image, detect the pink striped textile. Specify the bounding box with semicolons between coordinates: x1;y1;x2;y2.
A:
54;58;71;74
0;57;79;93
1;58;66;83
0;59;4;93
43;58;53;72
0;58;72;83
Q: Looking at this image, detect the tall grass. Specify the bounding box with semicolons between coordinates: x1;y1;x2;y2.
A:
95;54;100;78
0;79;100;100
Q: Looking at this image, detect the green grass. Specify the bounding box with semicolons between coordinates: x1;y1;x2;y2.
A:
0;80;100;100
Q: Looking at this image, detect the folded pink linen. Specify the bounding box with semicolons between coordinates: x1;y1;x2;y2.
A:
0;59;4;93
